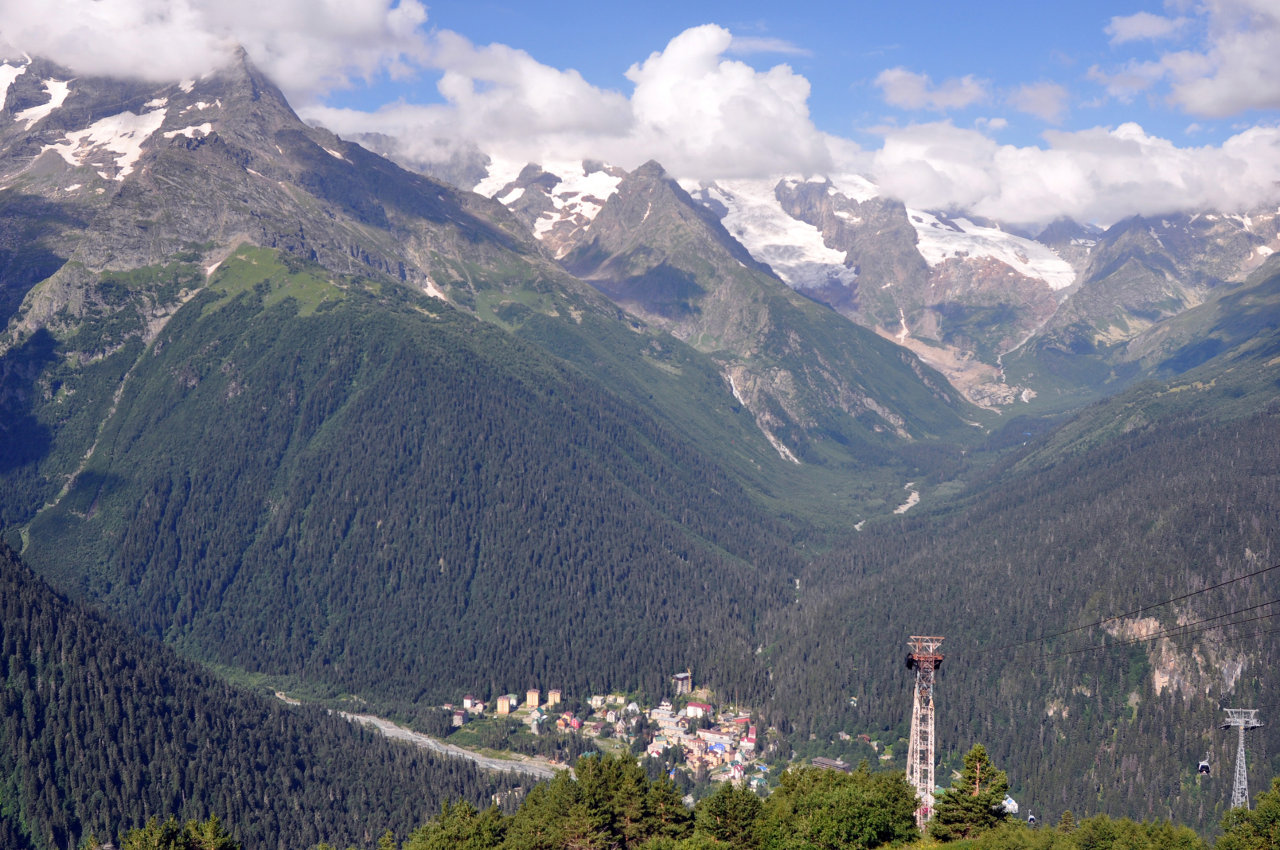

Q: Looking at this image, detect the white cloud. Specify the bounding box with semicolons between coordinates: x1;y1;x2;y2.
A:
1008;82;1070;123
1094;0;1280;116
875;67;988;111
312;24;836;180
3;8;1278;232
870;120;1280;228
1106;12;1189;44
623;25;832;177
1086;61;1167;102
727;36;811;57
1166;0;1280;116
0;0;430;102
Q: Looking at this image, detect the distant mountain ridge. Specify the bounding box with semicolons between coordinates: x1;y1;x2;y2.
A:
481;158;985;472
472;158;1280;410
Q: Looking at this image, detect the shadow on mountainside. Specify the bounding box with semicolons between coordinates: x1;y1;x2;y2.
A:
0;193;83;327
0;328;56;473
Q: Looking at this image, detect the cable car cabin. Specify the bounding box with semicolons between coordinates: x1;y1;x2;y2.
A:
1198;758;1211;776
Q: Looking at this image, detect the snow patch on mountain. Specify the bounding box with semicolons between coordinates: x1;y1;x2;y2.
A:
534;212;558;236
687;177;858;290
163;122;213;140
474;157;525;197
497;185;524;204
908;209;1077;290
537;161;623;225
43;108;167;181
16;78;71;129
0;62;27;111
823;172;880;203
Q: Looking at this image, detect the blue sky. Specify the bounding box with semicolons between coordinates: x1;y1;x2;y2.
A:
4;0;1280;226
323;0;1262;148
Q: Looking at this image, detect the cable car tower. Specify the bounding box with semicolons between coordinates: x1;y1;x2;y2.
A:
906;636;944;829
1222;708;1263;809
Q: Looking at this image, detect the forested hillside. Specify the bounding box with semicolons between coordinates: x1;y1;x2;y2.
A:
11;248;801;708
0;540;522;850
766;388;1280;830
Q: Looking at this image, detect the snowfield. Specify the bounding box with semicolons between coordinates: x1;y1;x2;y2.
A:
907;209;1077;290
17;78;72;129
685;177;859;290
43;108;168;181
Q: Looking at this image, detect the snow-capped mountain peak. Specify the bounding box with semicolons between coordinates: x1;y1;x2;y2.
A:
478;158;625;258
680;176;859;291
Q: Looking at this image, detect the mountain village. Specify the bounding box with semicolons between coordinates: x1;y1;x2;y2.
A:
442;671;779;789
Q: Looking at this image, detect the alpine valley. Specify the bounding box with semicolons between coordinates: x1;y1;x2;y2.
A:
3;49;1280;848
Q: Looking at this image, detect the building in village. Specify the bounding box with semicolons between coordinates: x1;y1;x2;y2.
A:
685;701;713;719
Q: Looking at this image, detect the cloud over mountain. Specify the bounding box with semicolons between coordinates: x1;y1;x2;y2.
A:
0;0;429;99
4;1;1278;229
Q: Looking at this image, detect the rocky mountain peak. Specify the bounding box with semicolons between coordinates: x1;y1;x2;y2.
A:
632;159;668;180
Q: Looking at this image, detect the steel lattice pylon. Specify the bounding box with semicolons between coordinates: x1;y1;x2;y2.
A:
906;636;944;829
1222;709;1263;809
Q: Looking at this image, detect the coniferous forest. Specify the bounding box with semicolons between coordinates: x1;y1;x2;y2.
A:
0;541;523;850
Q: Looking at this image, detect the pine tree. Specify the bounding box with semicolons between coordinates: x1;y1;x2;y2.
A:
694;781;763;848
929;744;1010;842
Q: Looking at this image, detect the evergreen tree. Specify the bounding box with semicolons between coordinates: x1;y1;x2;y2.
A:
929;744;1010;842
117;816;239;850
758;764;917;850
1058;810;1075;834
1218;777;1280;850
693;781;762;848
403;802;506;850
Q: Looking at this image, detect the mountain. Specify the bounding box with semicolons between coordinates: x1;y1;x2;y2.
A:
655;173;1076;407
481;160;987;485
14;255;801;705
535;168;1273;413
1002;211;1280;409
762;321;1280;831
0;53;810;710
754;255;1280;830
0;540;520;850
7;47;1280;839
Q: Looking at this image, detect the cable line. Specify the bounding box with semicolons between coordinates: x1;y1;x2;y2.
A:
961;561;1280;659
1018;606;1280;662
